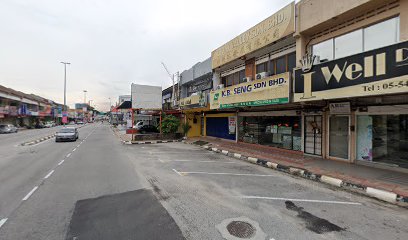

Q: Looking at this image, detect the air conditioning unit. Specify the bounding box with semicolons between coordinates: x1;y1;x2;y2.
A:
216;84;224;90
256;72;268;80
242;77;252;82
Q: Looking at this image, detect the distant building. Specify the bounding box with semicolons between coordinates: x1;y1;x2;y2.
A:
118;95;131;104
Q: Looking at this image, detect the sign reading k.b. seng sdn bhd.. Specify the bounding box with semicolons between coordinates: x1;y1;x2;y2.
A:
294;41;408;102
210;72;290;109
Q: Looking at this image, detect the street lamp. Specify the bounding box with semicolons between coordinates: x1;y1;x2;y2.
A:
83;90;87;104
60;61;70;125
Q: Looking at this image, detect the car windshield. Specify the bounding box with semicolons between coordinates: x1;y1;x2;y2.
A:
59;128;75;133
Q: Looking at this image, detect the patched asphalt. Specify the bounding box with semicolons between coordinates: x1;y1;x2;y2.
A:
65;189;185;240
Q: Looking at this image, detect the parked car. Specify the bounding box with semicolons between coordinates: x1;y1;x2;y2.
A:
35;122;45;128
55;127;79;142
138;125;159;134
68;121;76;125
134;121;145;129
76;121;85;125
44;121;55;128
0;124;18;134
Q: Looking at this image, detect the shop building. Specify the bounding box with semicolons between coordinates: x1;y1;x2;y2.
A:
209;2;301;148
179;58;213;138
294;0;408;169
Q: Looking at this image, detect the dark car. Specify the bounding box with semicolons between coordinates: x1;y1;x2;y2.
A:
138;125;159;134
0;124;18;133
55;127;79;142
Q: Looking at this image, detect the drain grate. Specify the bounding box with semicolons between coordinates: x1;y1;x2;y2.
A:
226;221;256;239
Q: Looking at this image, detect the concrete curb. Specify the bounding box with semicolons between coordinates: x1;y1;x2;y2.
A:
187;142;407;206
21;134;56;146
123;139;182;145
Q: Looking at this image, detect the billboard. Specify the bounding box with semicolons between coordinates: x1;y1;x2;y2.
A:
211;2;295;69
210;72;290;109
294;41;408;102
179;92;207;109
131;84;162;110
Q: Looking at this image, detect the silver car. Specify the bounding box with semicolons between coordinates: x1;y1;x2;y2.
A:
55;127;79;142
0;124;18;134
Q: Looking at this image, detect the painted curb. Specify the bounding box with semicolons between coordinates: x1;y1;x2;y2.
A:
366;187;397;203
21;134;55;146
127;139;182;145
320;175;343;187
190;142;406;205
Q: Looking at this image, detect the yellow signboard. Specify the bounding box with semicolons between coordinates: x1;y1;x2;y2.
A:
211;2;295;69
210;72;290;109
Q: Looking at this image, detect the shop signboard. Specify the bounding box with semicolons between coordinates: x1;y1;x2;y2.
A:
210;72;290;109
228;116;236;134
329;102;351;114
211;2;295;69
294;41;408;102
179;92;207;109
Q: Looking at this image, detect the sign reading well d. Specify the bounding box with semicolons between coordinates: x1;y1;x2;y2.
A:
210;72;290;109
294;41;408;102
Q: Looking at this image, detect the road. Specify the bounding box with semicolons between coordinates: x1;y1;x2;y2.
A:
0;123;407;240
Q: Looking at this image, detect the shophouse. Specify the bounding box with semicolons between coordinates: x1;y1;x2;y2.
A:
294;0;408;169
209;2;301;148
179;57;213;138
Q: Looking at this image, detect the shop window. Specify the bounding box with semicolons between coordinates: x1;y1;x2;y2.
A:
334;29;363;59
239;70;246;83
276;56;286;74
313;38;334;62
357;114;408;168
226;74;233;87
287;52;296;74
364;17;399;51
256;62;268;74
269;60;275;76
312;17;400;62
238;116;302;151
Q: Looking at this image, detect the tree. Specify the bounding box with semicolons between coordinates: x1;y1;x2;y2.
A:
181;121;191;137
161;115;180;133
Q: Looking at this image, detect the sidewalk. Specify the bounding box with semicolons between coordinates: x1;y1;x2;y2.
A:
186;136;408;204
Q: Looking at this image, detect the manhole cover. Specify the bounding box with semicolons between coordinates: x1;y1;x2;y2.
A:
226;221;256;238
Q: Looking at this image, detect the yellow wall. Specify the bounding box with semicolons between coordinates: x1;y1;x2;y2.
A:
186;113;202;138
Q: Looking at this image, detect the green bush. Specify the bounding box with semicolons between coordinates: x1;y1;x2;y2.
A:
181;122;191;136
161;115;180;133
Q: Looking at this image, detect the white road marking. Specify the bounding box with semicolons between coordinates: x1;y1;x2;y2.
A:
0;218;8;229
172;169;182;176
66;153;71;158
238;196;362;205
72;148;76;152
58;160;65;165
176;171;276;177
22;186;39;201
44;170;55;179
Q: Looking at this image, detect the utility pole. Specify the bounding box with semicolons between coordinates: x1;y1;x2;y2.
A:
60;62;70;125
161;62;175;105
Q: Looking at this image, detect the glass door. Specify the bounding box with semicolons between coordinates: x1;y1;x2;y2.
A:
304;115;322;155
329;115;350;160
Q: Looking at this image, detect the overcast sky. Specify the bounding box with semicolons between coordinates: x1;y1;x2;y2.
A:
0;0;293;111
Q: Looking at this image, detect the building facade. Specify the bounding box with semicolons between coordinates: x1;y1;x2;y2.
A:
179;58;213;138
294;0;408;169
205;0;408;170
209;2;300;147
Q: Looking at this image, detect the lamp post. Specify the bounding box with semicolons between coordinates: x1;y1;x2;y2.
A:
60;62;70;125
83;90;87;105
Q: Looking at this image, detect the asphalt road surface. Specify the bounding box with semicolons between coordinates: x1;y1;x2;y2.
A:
0;123;407;240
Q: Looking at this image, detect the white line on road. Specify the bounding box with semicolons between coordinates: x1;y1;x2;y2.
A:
58;159;65;165
44;170;55;179
22;186;39;201
172;169;182;176
66;153;71;158
72;148;76;152
238;196;362;205
175;171;276;177
0;218;8;229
